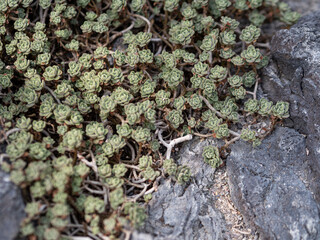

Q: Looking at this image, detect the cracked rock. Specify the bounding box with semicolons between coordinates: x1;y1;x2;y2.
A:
133;138;229;240
227;127;320;240
262;11;320;198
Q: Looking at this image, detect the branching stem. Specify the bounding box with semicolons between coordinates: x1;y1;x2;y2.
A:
130;14;151;33
158;129;193;159
199;95;225;119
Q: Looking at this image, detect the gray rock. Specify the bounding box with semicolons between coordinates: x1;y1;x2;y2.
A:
0;169;25;240
131;232;153;240
227;127;320;240
262;11;320;196
134;138;229;240
284;0;320;15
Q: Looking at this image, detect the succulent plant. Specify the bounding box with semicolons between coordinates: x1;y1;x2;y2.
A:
62;129;83;150
140;79;156;97
142;167;160;181
176;165;191;184
0;0;298;237
136;32;152;47
86;122;108;143
155;90;171;108
100;95;116;118
241;45;261;63
272;101;290;118
200;29;219;51
132;127;151;143
16;116;32;130
220;30;236;45
112;164;128;177
215;123;230;138
209;65;228;82
187;94;202;110
202;146;222;168
109;188;124;210
249;10;266;26
173;96;186;110
228;75;243;88
113;87;133;105
130;0;146;12
242;71;257;88
240;25;260;44
139;49;154;64
0;74;12;89
124;202;147;227
166;110;184;129
169;20;195;45
14;56;30;71
258;98;273;116
116;123;132;137
43;66;62;81
205;115;222;130
110;134;126;152
280;10;301;25
244;99;259;113
220;16;239;30
192;61;209;76
14;18;29;32
98;164;112;178
138;156;152;170
104;177;124;189
164;0;179;12
163;158;177;176
68;61;82;77
231;86;247;100
240;128;256;141
249;0;263;9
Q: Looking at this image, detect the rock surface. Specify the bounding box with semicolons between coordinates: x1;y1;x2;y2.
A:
284;0;320;15
227;127;320;240
0;169;25;240
262;11;320;197
134;138;229;240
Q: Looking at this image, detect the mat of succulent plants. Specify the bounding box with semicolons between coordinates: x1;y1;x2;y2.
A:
0;0;300;239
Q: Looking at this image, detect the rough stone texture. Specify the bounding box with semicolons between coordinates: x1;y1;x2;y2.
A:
227;127;320;240
134;138;229;240
0;139;25;240
262;12;320;196
284;0;320;15
131;232;154;240
0;169;25;240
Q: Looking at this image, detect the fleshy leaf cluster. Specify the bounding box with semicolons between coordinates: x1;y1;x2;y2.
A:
0;0;298;238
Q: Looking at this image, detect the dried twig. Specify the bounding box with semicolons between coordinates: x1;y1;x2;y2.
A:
44;85;61;104
199;95;225;119
158;129;193;159
77;153;98;173
130;14;151;33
